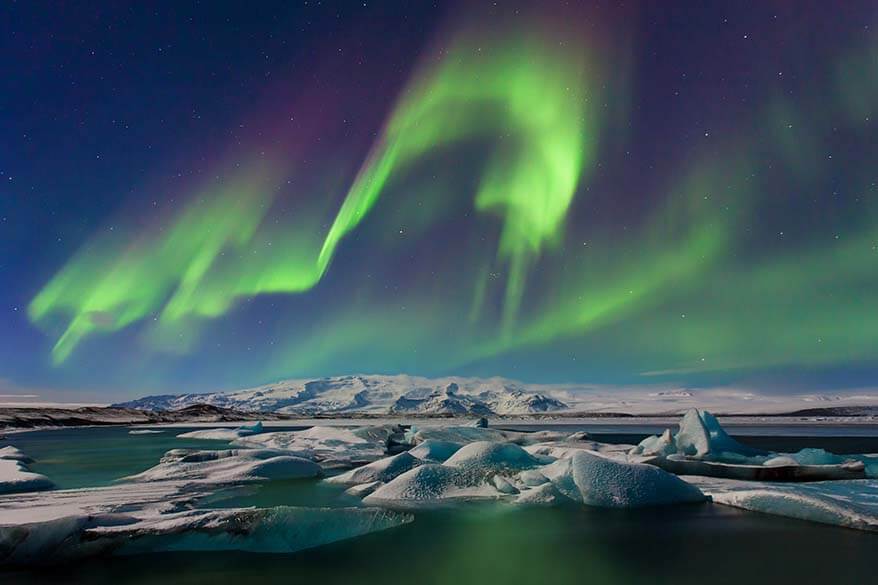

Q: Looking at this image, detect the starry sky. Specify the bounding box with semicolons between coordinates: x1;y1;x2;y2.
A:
3;1;878;400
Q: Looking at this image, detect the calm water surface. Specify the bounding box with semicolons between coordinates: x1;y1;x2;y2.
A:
2;425;877;584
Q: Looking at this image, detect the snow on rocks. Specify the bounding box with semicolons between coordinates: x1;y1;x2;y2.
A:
541;450;706;508
125;448;321;484
0;447;53;495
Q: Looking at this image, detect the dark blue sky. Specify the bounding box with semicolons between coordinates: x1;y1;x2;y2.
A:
2;1;878;400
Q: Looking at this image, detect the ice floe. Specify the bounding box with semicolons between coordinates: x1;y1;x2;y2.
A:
687;476;878;532
630;408;872;481
541;451;706;508
0;505;412;564
177;421;264;441
326;452;422;486
234;425;400;468
407;439;462;462
126;448;321;484
0;447;53;495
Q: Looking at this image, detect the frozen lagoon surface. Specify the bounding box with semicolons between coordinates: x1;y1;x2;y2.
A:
2;418;878;584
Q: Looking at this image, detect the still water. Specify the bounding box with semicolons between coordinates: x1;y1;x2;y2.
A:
2;425;877;585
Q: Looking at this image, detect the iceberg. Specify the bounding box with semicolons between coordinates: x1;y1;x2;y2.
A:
0;506;412;565
408;426;512;445
364;464;504;506
444;441;542;473
687;476;878;532
326;452;422;486
126;448;321;483
632;409;764;459
514;482;570;506
631;409;872;481
542;451;706;508
177;421;265;441
0;447;53;495
407;439;463;462
234;425;398;468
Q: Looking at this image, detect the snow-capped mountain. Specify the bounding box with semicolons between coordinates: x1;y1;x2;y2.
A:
114;375;570;416
114;375;878;417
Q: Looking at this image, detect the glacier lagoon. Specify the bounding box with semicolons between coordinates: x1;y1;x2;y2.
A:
2;421;877;584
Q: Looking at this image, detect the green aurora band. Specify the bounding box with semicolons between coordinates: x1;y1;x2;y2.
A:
28;29;602;364
26;24;878;383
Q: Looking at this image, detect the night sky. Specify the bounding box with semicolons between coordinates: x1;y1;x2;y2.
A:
3;1;878;400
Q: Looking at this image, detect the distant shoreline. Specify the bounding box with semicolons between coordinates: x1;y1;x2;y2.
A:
2;403;878;433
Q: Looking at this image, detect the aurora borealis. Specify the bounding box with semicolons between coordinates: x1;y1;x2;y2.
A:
3;1;878;398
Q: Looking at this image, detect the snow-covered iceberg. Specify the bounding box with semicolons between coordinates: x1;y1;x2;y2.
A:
326;452;422;486
687;476;878;532
630;409;870;480
541;450;706;508
234;425;399;468
0;447;53;495
361;440;704;510
177;421;264;441
125;448;321;484
364;464;505;506
0;506;412;565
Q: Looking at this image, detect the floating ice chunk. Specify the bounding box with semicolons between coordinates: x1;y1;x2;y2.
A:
345;481;382;498
515;482;570;506
788;448;844;466
129;429;164;435
634;429;676;457
407;439;462;462
687;476;878;532
409;426;511;446
542;451;706;508
0;513;137;564
326;452;422;486
364;464;502;506
234;425;394;468
177;422;265;441
763;456;800;467
677;409;763;458
1;506;412;564
126;448;321;483
518;469;549;487
631;409;765;460
0;459;54;495
0;447;33;464
0;448;53;495
443;441;541;476
104;506;412;556
525;440;632;462
491;475;519;494
656;454;864;481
